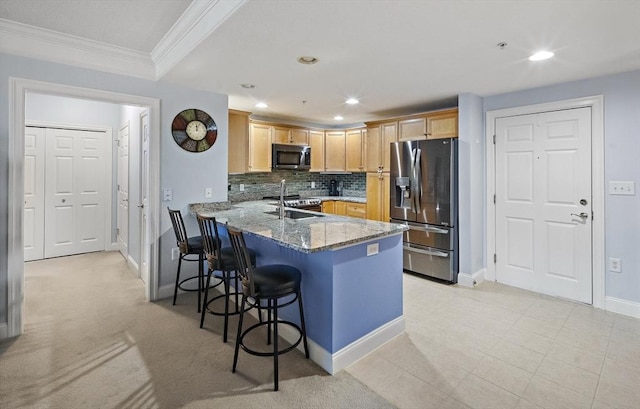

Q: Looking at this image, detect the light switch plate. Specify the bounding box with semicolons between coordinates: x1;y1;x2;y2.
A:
367;243;379;256
609;181;635;195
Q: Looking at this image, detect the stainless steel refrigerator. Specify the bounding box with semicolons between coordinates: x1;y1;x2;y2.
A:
390;138;458;282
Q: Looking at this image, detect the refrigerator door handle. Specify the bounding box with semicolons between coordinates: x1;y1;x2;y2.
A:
403;245;449;258
413;148;422;214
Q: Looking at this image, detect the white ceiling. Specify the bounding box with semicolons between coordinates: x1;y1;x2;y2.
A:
1;0;639;125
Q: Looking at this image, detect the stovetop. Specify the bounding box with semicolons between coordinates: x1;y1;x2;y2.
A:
263;195;321;208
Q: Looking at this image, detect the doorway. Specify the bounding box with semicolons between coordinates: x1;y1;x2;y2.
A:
7;78;161;338
486;96;605;308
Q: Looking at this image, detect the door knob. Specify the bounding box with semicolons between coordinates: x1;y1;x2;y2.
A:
571;212;589;219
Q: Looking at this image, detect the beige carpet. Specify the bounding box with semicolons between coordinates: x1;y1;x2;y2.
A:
0;252;394;409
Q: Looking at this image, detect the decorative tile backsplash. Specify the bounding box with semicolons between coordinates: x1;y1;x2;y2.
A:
228;170;366;202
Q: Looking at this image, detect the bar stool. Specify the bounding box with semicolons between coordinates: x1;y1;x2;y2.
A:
196;215;257;342
227;224;309;391
167;207;208;313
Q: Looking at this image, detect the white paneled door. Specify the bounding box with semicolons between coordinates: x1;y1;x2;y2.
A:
117;123;129;258
139;112;150;284
495;107;592;304
24;127;45;261
43;128;107;258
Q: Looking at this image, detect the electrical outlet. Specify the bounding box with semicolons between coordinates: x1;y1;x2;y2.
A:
311;181;316;188
239;184;245;192
171;247;179;260
609;257;621;272
163;188;172;201
609;181;635;195
205;187;212;198
367;243;379;256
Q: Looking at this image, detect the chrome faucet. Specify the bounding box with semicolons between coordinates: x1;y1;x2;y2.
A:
279;179;286;219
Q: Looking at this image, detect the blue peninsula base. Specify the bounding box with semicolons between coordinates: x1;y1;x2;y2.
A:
226;227;405;374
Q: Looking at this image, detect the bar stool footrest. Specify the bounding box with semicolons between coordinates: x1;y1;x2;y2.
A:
238;320;304;357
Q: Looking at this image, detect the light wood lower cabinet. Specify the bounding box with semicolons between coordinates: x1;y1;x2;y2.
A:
322;200;366;218
366;172;390;222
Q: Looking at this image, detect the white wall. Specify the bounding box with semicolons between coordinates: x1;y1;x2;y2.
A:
483;69;640;304
0;53;229;328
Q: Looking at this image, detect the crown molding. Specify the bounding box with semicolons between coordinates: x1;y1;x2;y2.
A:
0;18;156;80
152;0;247;79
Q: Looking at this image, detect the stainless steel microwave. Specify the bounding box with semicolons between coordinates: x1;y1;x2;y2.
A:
272;144;311;170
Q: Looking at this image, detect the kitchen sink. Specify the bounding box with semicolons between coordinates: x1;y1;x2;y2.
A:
264;210;324;220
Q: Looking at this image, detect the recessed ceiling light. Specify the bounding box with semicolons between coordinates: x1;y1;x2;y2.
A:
529;51;554;61
334;115;344;121
297;56;319;65
255;102;268;108
240;83;255;89
346;98;359;105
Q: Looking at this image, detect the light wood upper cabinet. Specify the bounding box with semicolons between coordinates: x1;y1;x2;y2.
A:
324;130;346;172
398;117;427;141
426;109;458;139
272;126;290;144
248;123;272;172
381;122;397;172
365;125;381;172
228;110;250;174
309;130;325;172
345;129;365;172
290;128;309;144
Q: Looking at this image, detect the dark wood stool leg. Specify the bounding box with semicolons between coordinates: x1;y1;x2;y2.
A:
232;293;247;373
173;255;183;305
199;270;212;328
297;290;310;358
273;297;279;391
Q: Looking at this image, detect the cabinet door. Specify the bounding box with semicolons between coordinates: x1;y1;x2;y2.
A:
366;172;381;220
324;130;346;171
290;128;309;145
398;117;426;141
345;129;364;172
426;111;458;139
381;122;397;172
381;173;390;222
346;202;366;219
309;130;325;172
249;123;272;172
272;126;290;144
228;110;249;173
335;201;347;216
322;200;336;214
365;125;381;172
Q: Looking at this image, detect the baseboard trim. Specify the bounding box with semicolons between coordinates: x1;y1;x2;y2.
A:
158;284;175;300
255;305;405;375
457;268;486;288
0;323;8;340
126;255;139;273
605;296;640;319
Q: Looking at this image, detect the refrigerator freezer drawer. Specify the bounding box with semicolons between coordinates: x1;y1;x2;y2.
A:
391;219;455;250
402;245;456;282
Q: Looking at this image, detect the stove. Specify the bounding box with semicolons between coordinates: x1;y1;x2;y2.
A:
263;195;322;211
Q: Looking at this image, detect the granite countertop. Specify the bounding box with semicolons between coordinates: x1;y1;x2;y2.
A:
190;201;406;253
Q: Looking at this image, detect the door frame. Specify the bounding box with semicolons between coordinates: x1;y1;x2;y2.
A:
117;121;130;259
485;95;605;309
7;77;161;338
25;122;114;257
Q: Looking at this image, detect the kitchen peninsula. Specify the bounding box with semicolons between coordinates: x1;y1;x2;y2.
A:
191;200;407;374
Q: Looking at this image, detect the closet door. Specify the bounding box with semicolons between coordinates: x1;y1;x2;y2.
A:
24;127;45;261
44;128;107;258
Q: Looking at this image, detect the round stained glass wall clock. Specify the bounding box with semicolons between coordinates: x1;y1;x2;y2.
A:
171;109;218;152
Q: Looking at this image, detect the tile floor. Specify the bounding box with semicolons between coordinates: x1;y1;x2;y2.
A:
346;273;640;409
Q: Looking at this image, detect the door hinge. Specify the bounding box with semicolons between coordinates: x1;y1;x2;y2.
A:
592;211;594;220
493;253;497;263
116;228;119;235
493;194;496;204
493;134;496;144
